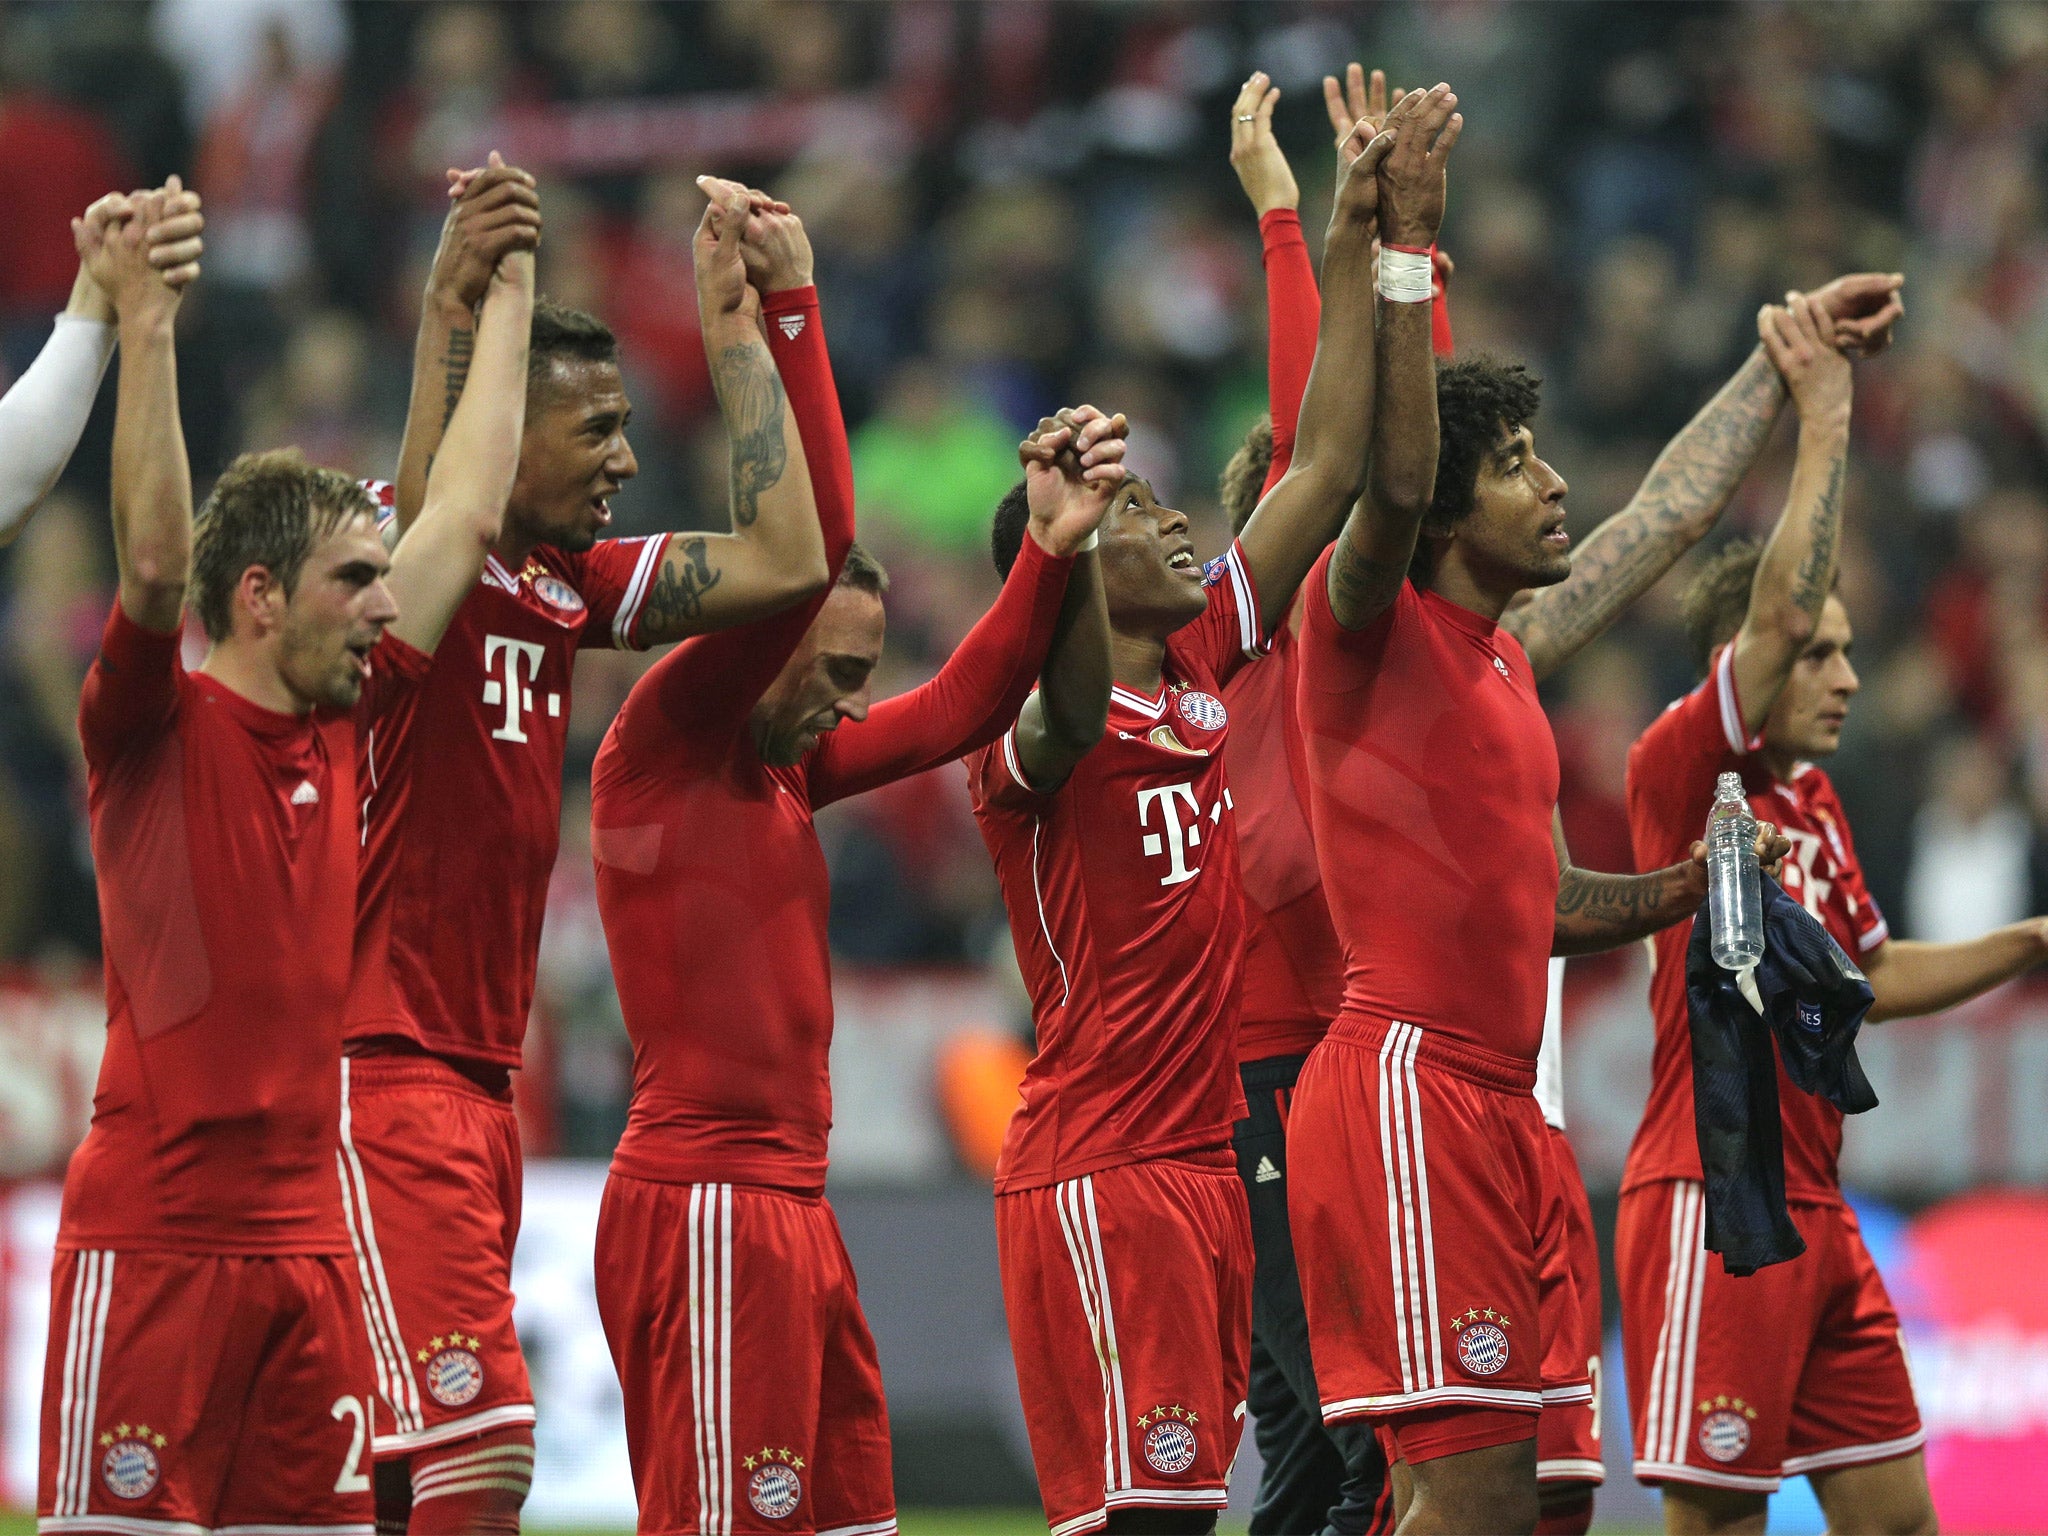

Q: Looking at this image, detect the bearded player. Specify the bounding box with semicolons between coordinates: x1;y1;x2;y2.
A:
1219;65;1905;1536
42;176;531;1529
1620;286;2042;1535
341;170;836;1527
590;185;1117;1528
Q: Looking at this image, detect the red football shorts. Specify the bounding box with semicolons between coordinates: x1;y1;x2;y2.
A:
1619;1179;1923;1493
338;1056;535;1459
996;1155;1251;1536
594;1174;896;1536
1536;1123;1603;1485
39;1247;376;1528
1289;1020;1545;1460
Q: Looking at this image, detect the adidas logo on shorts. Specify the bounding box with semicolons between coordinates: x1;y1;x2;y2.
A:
1254;1156;1282;1184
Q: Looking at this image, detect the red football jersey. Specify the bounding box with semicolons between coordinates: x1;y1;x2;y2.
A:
1623;643;1888;1203
66;603;427;1255
348;531;668;1067
1223;617;1344;1061
1296;561;1561;1063
595;535;1072;1197
968;542;1268;1194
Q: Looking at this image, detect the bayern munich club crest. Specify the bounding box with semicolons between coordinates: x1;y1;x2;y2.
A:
1176;689;1228;733
98;1423;165;1499
743;1447;804;1518
1449;1308;1513;1377
418;1333;485;1407
532;574;586;613
1136;1405;1200;1475
1697;1396;1758;1462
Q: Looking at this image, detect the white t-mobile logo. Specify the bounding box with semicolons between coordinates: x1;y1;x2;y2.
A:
1138;781;1212;886
482;635;558;742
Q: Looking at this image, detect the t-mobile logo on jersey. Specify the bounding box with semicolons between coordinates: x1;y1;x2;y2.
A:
1136;781;1233;887
482;635;560;743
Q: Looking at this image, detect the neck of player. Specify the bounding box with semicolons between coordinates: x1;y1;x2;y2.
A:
198;641;314;716
1110;627;1169;695
1424;546;1521;625
1759;738;1803;784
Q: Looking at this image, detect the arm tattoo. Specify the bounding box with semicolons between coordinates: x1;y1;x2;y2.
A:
711;342;788;529
1327;524;1409;629
1553;865;1695;955
1506;349;1785;676
639;536;724;635
1789;451;1845;623
440;326;474;430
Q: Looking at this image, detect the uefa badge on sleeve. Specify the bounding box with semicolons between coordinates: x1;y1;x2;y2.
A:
98;1422;165;1499
1449;1308;1513;1376
743;1446;804;1518
418;1334;485;1407
1697;1396;1758;1462
1136;1405;1200;1475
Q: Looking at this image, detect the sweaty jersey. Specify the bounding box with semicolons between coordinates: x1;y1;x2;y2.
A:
1297;562;1560;1063
968;543;1268;1193
1223;614;1344;1062
66;603;427;1254
349;504;667;1069
1624;643;1888;1203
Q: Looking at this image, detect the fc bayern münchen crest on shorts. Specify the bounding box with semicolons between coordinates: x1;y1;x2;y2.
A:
532;574;587;613
98;1423;165;1499
743;1447;804;1518
417;1333;485;1407
1136;1405;1200;1475
1696;1396;1758;1463
1448;1307;1513;1376
1176;689;1227;733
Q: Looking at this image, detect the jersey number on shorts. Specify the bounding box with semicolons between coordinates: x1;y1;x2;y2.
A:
330;1395;371;1493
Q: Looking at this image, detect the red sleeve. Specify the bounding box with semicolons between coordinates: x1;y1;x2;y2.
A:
1184;540;1270;685
806;533;1074;808
1624;644;1757;870
968;715;1051;814
619;285;858;759
1814;777;1890;953
1258;209;1320;497
78;602;182;770
559;535;671;651
1432;249;1455;358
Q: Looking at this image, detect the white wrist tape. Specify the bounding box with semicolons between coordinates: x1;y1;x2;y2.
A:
1377;247;1434;304
1076;530;1099;552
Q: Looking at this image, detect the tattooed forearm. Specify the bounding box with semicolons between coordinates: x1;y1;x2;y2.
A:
1789;451;1845;623
639;536;724;637
1506;347;1786;679
440;326;474;430
1553;864;1702;956
1327;524;1410;630
710;342;788;529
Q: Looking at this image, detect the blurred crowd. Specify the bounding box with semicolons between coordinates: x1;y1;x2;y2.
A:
2;0;2046;1155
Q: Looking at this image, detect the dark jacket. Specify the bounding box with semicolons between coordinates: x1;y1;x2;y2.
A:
1684;875;1878;1276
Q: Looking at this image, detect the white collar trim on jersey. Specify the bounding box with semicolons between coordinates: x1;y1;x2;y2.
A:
1110;683;1168;719
482;553;521;592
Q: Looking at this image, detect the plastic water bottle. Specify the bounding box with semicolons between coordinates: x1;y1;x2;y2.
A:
1707;771;1764;970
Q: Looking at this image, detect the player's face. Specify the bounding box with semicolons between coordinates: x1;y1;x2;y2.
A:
508;358;639;554
751;585;886;767
1099;477;1208;634
1763;595;1858;760
1459;425;1571;590
277;513;399;710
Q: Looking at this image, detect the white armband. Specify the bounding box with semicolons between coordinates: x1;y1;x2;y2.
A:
1377;247;1435;305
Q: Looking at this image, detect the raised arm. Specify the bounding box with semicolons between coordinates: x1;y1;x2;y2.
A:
1551;809;1789;957
1233;109;1407;635
386;247;534;654
1324;85;1462;630
84;186;193;636
623;180;830;644
1;189;203;547
1862;923;2048;1022
1504;272;1902;681
1005;408;1125;792
391;154;542;534
1727;293;1853;736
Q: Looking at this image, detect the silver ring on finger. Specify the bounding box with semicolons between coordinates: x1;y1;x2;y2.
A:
1237;114;1255;122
